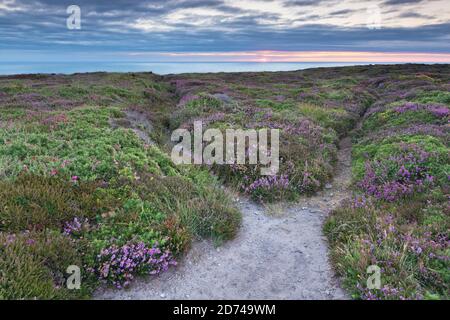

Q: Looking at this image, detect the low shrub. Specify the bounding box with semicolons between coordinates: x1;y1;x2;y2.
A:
92;242;176;289
325;197;449;300
0;174;109;231
325;73;449;300
0;231;89;299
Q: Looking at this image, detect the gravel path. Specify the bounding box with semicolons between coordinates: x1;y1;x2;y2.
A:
95;138;352;300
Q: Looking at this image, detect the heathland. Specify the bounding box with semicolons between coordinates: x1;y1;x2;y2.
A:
0;64;448;299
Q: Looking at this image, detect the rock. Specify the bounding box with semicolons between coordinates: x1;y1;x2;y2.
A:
160;293;166;298
302;207;308;210
325;184;333;189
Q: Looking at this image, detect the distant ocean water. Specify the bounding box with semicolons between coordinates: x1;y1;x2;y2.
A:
0;61;385;75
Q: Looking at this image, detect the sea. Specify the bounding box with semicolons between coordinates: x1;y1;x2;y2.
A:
0;61;388;75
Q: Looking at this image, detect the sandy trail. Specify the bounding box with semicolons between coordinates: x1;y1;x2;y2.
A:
95;137;352;300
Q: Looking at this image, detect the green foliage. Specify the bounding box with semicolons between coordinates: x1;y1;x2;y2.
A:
0;73;243;298
0;174;109;231
256;99;295;110
413;91;450;105
0;107;178;180
1;65;448;299
170;94;224;129
352;135;449;183
324;195;449;300
0;82;29;94
58;85;90;99
325;66;450;300
133;171;241;244
298;104;353;134
0;231;90;299
363;109;440;132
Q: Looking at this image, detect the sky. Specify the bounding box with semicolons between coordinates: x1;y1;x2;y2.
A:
1;0;450;63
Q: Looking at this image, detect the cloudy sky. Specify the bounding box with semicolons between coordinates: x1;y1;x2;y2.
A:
1;0;450;62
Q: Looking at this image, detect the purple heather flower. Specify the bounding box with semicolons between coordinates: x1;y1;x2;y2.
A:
94;242;177;287
427;105;449;118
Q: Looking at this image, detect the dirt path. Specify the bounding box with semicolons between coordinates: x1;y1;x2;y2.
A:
95;137;352;300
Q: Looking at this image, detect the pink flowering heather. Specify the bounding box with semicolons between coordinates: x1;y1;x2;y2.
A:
63;217;89;236
298;170;321;193
357;283;417;300
427;105;449;118
402;232;450;261
245;174;290;194
94;242;177;288
41;113;68;129
243;174;291;201
394;102;419;113
178;94;199;107
358;144;435;202
351;195;370;209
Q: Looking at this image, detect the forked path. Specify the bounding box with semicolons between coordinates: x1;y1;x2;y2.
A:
95;138;352;300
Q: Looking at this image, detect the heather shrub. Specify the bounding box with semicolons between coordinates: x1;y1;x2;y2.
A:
92;242;176;288
166;71;365;202
298;104;354;135
0;231;89;299
134;171;241;243
170;93;225;129
0;106;178;180
325;197;449;300
58;85;90;99
256;99;295;110
325;66;449;300
0;174;108;231
362;103;447;132
413;91;450;105
87;208;170;254
244;174;292;202
353;136;449;196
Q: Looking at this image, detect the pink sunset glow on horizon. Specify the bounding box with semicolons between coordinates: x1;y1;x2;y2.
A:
160;51;450;63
